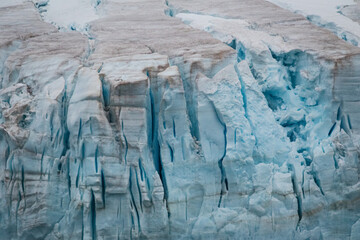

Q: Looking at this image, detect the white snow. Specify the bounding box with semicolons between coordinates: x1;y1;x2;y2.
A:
41;0;99;32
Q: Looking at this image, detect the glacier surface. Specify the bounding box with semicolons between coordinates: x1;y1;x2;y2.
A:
0;0;360;239
265;0;360;46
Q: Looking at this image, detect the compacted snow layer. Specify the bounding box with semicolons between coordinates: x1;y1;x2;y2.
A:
0;0;360;239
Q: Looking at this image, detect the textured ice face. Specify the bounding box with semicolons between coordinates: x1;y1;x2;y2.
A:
1;0;360;239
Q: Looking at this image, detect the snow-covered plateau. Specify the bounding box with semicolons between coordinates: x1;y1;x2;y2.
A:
1;0;360;239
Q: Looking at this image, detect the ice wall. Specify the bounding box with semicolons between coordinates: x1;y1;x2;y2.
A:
0;0;360;239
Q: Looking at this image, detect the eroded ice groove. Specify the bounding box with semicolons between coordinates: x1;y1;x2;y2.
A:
1;0;360;239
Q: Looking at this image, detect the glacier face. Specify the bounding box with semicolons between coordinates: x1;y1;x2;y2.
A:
1;0;360;239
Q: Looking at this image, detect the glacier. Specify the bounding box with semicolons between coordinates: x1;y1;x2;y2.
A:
0;0;360;239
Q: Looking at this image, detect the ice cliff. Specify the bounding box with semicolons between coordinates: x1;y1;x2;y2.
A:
1;0;360;239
